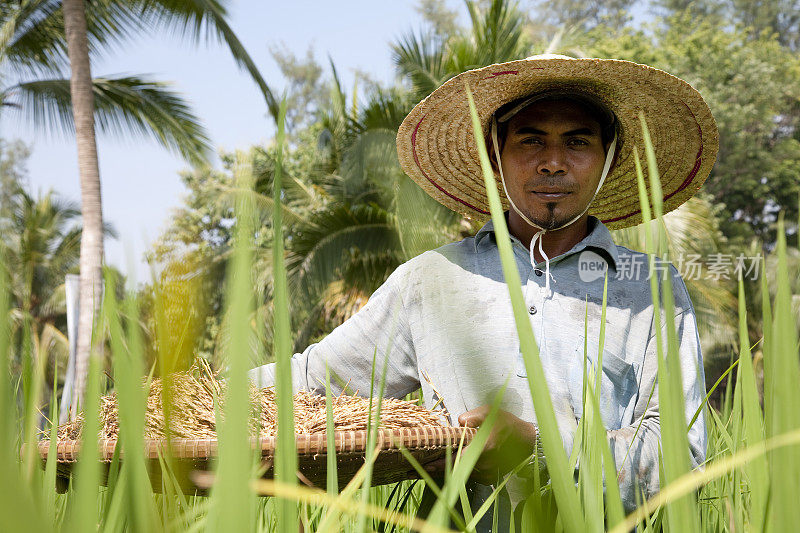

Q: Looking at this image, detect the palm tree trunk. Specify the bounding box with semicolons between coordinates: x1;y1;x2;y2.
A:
62;0;103;415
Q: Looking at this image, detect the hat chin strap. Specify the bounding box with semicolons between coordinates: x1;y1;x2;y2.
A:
490;117;617;296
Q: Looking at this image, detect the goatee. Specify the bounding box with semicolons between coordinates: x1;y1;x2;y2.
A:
532;203;567;230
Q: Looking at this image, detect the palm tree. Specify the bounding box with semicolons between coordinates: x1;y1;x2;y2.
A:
3;0;279;409
2;187;115;398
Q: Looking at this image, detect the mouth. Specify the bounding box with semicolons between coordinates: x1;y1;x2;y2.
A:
530;190;572;201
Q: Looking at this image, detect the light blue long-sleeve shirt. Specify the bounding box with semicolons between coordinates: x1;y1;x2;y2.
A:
250;215;707;517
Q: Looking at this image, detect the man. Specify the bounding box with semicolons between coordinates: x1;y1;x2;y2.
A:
250;55;717;522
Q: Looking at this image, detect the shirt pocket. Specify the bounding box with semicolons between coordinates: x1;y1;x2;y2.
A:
568;335;639;430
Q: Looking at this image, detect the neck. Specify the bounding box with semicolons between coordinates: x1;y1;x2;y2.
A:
508;211;592;264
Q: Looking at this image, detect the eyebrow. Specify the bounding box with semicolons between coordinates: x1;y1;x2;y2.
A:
513;126;599;136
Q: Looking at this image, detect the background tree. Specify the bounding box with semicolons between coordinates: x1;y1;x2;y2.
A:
0;179;115;415
414;0;460;39
530;0;635;34
0;140;29;223
585;12;800;246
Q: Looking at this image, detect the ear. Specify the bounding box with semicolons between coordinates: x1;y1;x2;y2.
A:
487;137;500;172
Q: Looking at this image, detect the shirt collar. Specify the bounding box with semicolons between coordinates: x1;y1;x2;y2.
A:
474;214;620;270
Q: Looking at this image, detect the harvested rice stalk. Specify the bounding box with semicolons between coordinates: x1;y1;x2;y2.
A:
56;365;448;441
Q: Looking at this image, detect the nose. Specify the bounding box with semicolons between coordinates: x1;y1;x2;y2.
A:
536;145;568;176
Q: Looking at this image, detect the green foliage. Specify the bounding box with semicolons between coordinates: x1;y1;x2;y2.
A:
530;0;635;33
393;0;531;100
0;140;30;222
1;0;284;166
586;12;800;244
0;173;120;403
10;76;212;165
0;2;214;165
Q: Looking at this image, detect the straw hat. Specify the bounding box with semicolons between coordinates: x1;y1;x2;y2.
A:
396;54;719;229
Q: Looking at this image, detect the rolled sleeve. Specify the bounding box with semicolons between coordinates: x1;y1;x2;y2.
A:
248;265;420;398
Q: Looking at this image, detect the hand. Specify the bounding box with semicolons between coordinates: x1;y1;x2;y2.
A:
458;406;537;485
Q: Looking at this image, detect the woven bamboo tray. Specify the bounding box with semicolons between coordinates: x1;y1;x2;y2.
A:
38;426;476;492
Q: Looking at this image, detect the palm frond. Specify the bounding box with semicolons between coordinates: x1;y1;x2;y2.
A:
213;187;314;229
7;75;212;165
286;203;400;301
391;29;452;98
466;0;527;65
1;0;67;77
394;174;461;260
359;87;414;132
1;0;143;79
133;0;280;121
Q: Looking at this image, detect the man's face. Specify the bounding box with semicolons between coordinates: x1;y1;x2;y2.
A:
497;99;609;230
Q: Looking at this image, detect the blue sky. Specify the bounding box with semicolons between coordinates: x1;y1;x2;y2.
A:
2;0;467;281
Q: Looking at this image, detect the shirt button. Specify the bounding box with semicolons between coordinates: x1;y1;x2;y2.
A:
535;270;543;277
528;305;537;315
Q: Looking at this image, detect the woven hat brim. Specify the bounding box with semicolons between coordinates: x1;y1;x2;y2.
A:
396;57;719;229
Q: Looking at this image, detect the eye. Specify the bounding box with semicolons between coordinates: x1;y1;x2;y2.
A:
567;138;590;147
520;137;543;146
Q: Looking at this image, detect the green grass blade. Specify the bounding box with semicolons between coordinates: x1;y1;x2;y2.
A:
21;314;47;482
106;274;158;531
359;346;391;533
271;97;299;532
760;256;774;439
324;363;338;497
0;250;47;533
391;442;468;530
766;215;800;531
736;273;768;529
465;82;585;533
688;358;738;432
578;302;604;533
596;273;625;527
70;332;103;533
426;383;505;529
316;444;383;532
43;357;59;519
637;114;700;532
466;454;536;531
210;147;262;531
613;426;800;533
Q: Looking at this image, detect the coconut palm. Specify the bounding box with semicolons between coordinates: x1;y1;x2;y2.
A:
2;0;279;408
